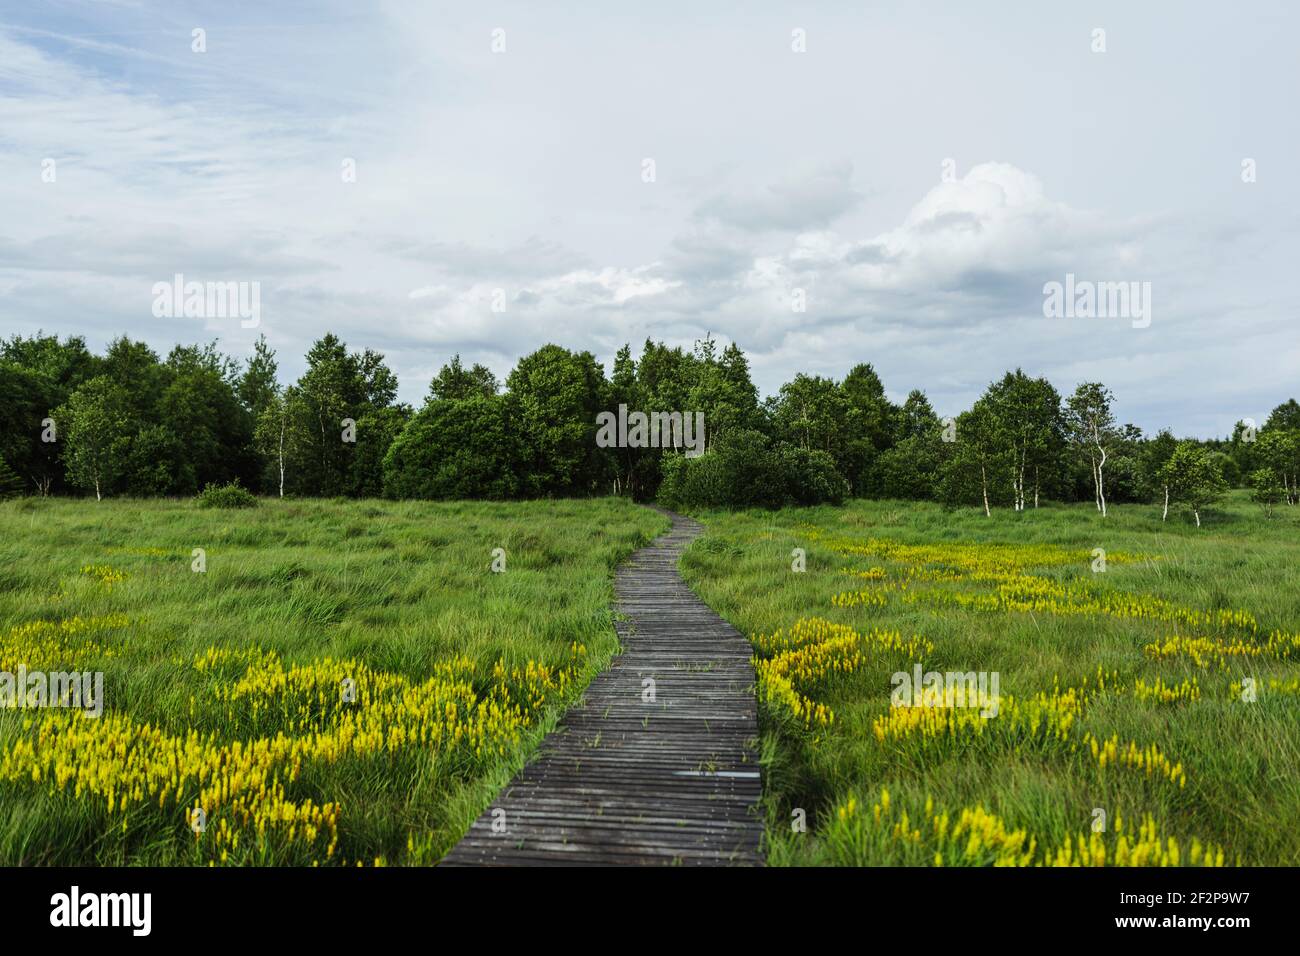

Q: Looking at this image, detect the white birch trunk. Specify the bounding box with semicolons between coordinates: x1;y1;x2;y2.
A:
1095;425;1108;518
278;411;287;498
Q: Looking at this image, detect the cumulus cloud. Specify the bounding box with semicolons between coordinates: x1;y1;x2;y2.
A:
1;8;1296;439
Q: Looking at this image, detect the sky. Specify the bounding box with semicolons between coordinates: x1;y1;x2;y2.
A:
1;0;1297;436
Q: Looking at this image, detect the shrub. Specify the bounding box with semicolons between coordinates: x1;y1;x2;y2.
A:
658;429;848;510
877;436;940;500
1249;467;1285;514
196;480;258;509
776;445;849;506
383;395;521;500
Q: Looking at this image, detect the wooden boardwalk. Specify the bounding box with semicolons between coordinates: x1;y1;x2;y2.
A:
441;508;763;866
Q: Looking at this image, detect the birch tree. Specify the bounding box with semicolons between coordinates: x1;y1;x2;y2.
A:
1066;383;1116;516
55;376;130;501
1256;429;1299;505
254;387;305;498
985;370;1064;511
1159;441;1226;527
939;400;1003;516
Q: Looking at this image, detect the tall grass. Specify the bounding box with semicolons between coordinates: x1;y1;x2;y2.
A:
679;492;1300;865
0;496;667;865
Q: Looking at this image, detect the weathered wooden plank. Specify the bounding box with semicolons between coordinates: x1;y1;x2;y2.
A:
441;507;763;867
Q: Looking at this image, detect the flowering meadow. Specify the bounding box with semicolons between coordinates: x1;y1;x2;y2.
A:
680;491;1300;866
0;497;666;865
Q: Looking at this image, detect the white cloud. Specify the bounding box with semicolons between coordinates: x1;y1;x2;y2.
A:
1;6;1298;439
694;161;864;232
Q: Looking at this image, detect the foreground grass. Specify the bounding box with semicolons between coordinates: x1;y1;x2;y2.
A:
679;492;1300;866
0;496;667;865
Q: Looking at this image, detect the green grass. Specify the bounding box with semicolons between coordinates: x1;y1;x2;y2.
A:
0;496;667;865
678;491;1300;866
5;491;1297;867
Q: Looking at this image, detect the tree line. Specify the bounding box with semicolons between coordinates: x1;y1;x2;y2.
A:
2;331;1295;523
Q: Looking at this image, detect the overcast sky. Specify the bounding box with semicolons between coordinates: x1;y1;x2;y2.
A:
2;1;1297;436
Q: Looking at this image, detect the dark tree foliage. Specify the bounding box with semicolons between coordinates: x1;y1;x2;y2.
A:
383;394;520;500
3;329;1287;514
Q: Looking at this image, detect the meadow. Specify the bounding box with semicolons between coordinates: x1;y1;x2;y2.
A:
679;491;1300;865
4;491;1297;868
0;496;667;865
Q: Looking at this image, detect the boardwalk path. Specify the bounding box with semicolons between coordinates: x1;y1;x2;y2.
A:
441;508;763;866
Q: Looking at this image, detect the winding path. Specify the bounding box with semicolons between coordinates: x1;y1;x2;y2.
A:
441;508;763;866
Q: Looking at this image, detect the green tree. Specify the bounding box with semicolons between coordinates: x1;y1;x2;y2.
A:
656;428;846;510
293;335;401;496
772;374;847;456
101;337;167;423
608;344;646;497
1140;428;1178;517
154;343;255;494
426;354;498;402
1255;428;1299;505
349;405;412;497
383;395;519;499
0;454;23;499
896;390;940;441
0;333;100;493
506;345;609;496
120;424;184;496
686;335;760;452
55;376;132;500
1264;398;1300;432
939;400;1005;515
1228;419;1260;481
238;335;280;419
1066;382;1117;516
984;369;1064;510
254;387;307;498
1158;441;1226;527
876;393;945;501
1249;467;1286;516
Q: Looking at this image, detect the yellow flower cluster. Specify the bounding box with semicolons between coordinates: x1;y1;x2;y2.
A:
813;528;1255;638
1043;817;1225;867
906;581;1256;634
822;535;1135;575
830;588;887;609
0;614;130;672
79;564;127;587
773;524;1288;866
1265;630;1300;658
1130;676;1200;704
2;712;343;859
872;685;1086;746
1084;732;1186;788
1;640;590;863
1142;633;1288;669
850;788;1224;867
844;567;887;581
752;617;931;727
1258;676;1300;696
